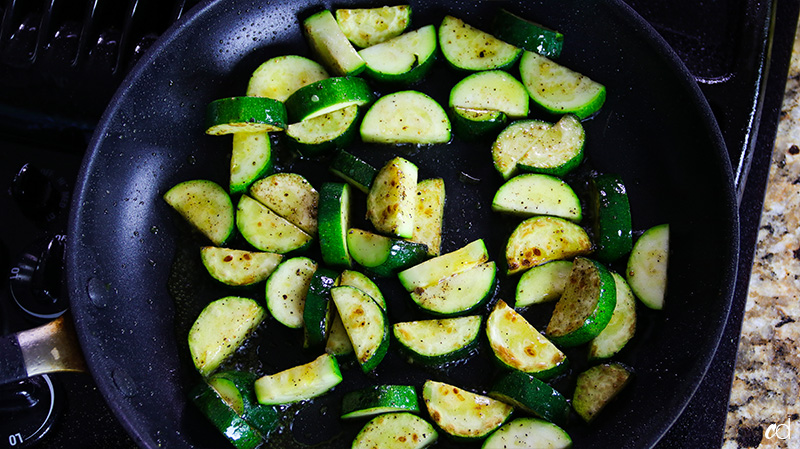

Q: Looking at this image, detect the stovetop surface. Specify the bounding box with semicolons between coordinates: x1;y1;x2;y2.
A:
0;0;797;447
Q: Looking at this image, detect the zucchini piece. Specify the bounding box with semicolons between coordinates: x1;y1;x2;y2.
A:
449;70;529;119
325;308;354;356
284;76;374;123
519;50;606;119
492;173;582;222
163;179;235;246
336;269;387;310
230;132;273;195
347;228;428;278
265;257;318;329
359;25;438;84
486;300;567;380
360;91;451;144
190;381;264;449
366;157;419;238
246;54;329;102
626;223;669;310
409;178;445;256
589;272;637;360
491;9;563;58
515;260;573;307
341;385;421;419
588;174;633;262
438;15;521;71
303;268;338;349
286;104;361;157
318;182;353;268
393;315;482;365
546;257;617;347
491;119;552;180
189;296;266;377
488;370;570;425
352;412;438;449
303;10;366;76
515;114;585;178
572;362;633;423
505;215;592;275
249;173;319;236
409;262;496;317
329;150;378;193
422;380;512;440
200;246;283;287
331;285;390;373
205;96;287;135
335;5;412;48
481;417;571;449
398;239;488;291
208;371;280;438
236;195;313;254
450;107;508;140
254;353;343;405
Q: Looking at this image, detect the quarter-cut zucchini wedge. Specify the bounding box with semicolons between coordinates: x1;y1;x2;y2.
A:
200;246;283;287
236;195;313;254
572;362;633;423
190;381;264;449
330;150;378;193
481;418;571;449
589;272;637;360
393;315;482;365
438;15;521;71
398;239;488;291
335;5;412;48
230;132;273;195
449;70;529;119
488;370;570;425
409;262;496;316
303;268;338;349
208;371;280;438
318;182;352;268
515;260;573;308
189;296;266;377
359;25;438;84
486;300;567;380
341;385;421;419
492;174;582;222
516;114;585;177
347;228;428;278
352;413;438;449
284;76;374;123
505;215;592;275
303;10;365;76
249;173;319;236
360;91;451;144
325;308;354;356
265;257;317;329
331;285;390;372
366;157;418;238
450;107;508;140
409;178;445;256
205;96;287;135
589;173;632;262
286;104;361;157
422;380;512;440
491;119;552;180
491;9;563;58
255;353;343;405
246;55;329;102
164;179;234;246
336;269;387;310
626;223;669;310
520;50;606;119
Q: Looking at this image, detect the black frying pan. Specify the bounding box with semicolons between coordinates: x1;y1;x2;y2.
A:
64;0;739;447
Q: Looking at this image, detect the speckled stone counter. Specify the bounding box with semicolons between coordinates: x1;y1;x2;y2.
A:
722;20;800;449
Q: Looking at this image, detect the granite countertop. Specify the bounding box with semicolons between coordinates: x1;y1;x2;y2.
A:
722;17;800;449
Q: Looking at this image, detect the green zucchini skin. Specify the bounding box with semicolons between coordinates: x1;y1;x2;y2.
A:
318;182;353;268
189;381;264;449
359;25;438;84
488;370;570;425
331;285;390;373
205;96;287;135
207;371;280;439
491;9;563;58
589;173;633;262
589;272;637;360
347;228;429;278
329;150;378;193
340;385;421;419
303;267;339;349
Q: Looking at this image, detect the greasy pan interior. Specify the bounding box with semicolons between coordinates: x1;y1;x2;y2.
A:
66;0;738;447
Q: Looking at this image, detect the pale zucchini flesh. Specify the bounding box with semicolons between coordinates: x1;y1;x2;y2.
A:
331;285;389;372
492;173;582;222
515;260;573;307
303;10;365;76
366;157;419;238
335;5;412;48
505;215;592;275
254;353;342;405
230;132;273;195
399;239;489;291
246;55;329;102
516;114;585;177
572;362;633;423
409;178;445;256
491;120;552;180
200;246;283;287
481;418;572;449
352;412;438;449
393;315;482;363
449;70;529;118
422;380;512;440
360;91;451;144
589;271;637;359
337;269;386;310
264;257;317;329
409;261;496;316
359;25;438;83
249;173;319;236
236;195;313;254
163;179;234;246
438;15;521;71
626;223;669;309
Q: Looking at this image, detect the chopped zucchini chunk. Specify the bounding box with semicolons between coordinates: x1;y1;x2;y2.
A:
408;178;445;256
229;132;273;195
409;262;496;316
360;91;451;144
303;10;365;76
505;215;592;275
265;257;317;329
347;228;428;278
246;55;329;102
341;385;421;419
489;370;570;425
205;96;287;135
236;195;313;254
331;285;390;373
200;247;283;287
589;173;633;262
330;150;378;193
303;268;338;349
335;5;412;48
393;316;482;365
515;260;573;307
284;76;374;123
254;353;343;405
190;381;264;449
450;107;508;140
449;70;529;119
572;362;633;423
163;179;234;246
286;104;361;157
336;269;387;310
366;157;419;238
318;182;352;268
359;25;438;84
491;119;552;180
492;173;582;222
481;417;571;449
208;371;280;439
491;9;564;58
515;114;585;178
589;272;637;360
249;173;319;236
422;380;512;440
626;223;669;310
352;412;438;449
438;15;521;71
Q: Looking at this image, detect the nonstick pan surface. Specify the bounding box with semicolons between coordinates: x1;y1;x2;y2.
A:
67;0;738;447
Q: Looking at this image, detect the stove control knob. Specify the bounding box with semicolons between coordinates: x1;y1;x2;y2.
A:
0;375;61;448
10;164;65;224
9;235;68;322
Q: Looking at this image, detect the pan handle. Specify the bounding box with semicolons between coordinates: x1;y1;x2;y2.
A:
0;314;87;385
